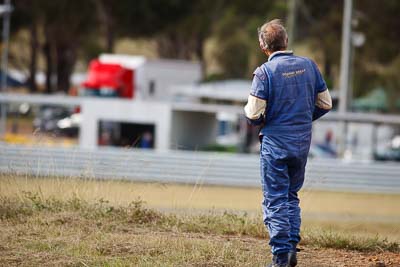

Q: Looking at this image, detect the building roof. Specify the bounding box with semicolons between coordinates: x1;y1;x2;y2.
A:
99;54;146;69
99;54;201;72
171;80;251;102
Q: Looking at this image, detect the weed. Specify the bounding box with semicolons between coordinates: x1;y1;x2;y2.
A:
0;196;33;220
302;230;400;253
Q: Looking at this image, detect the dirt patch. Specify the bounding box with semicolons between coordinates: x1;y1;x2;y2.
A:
298;246;400;267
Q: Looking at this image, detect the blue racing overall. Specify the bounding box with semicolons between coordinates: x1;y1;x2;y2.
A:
247;51;329;256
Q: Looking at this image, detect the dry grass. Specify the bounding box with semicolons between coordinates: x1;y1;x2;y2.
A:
1;216;268;266
1;174;399;242
0;191;399;267
2;175;400;216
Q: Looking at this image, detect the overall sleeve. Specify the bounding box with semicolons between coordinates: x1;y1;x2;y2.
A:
311;61;332;121
244;67;268;126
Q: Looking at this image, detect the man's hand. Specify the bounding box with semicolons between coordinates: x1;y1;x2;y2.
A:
313;106;330;121
245;114;265;126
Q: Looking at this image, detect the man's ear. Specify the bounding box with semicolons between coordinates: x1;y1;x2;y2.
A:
259;38;265;50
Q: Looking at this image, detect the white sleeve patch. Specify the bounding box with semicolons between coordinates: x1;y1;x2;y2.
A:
316;89;332;110
244;95;267;120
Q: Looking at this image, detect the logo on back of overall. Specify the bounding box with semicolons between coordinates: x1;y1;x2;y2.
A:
282;68;306;78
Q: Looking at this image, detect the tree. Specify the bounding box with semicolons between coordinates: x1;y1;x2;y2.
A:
154;0;225;62
297;0;400;105
11;0;97;93
11;0;42;92
295;0;343;88
39;0;97;93
353;0;400;101
212;0;287;78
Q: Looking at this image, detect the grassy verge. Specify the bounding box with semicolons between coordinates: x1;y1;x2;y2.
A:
3;175;400;219
1;192;398;254
2;175;400;244
2;192;399;266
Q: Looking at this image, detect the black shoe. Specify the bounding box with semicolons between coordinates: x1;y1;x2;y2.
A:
267;254;289;267
267;263;288;267
288;242;298;267
288;250;297;267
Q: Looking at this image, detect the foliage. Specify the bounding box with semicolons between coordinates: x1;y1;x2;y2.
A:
298;0;400;104
4;0;400;103
12;0;98;92
212;1;287;78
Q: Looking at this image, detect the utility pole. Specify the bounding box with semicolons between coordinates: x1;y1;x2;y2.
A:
338;0;353;156
287;0;298;49
0;0;12;137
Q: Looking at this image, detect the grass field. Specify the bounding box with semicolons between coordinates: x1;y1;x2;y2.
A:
1;175;399;266
1;175;399;240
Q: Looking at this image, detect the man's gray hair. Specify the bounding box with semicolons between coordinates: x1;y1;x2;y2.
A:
258;19;288;52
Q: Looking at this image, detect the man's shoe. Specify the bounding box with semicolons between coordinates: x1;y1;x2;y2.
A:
267;263;288;267
288;250;297;267
267;254;289;267
288;242;298;267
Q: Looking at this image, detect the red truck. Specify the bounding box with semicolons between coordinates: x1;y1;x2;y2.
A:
81;59;134;98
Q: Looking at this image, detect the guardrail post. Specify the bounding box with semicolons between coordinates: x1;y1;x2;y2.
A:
0;0;12;137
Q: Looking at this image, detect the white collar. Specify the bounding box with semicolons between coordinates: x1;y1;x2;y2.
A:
268;50;293;61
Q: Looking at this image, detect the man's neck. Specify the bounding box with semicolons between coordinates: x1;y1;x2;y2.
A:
267;49;292;61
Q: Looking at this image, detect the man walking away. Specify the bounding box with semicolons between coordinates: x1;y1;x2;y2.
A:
244;19;332;267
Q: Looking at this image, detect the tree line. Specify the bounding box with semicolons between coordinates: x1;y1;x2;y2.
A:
6;0;400;109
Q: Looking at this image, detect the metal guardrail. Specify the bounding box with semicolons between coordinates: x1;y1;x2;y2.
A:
0;144;399;194
2;93;400;125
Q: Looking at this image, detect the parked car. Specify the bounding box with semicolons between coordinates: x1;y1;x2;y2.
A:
56;113;81;137
309;143;337;159
33;106;71;134
374;136;400;161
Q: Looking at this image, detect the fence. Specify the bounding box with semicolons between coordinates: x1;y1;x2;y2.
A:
1;144;399;194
